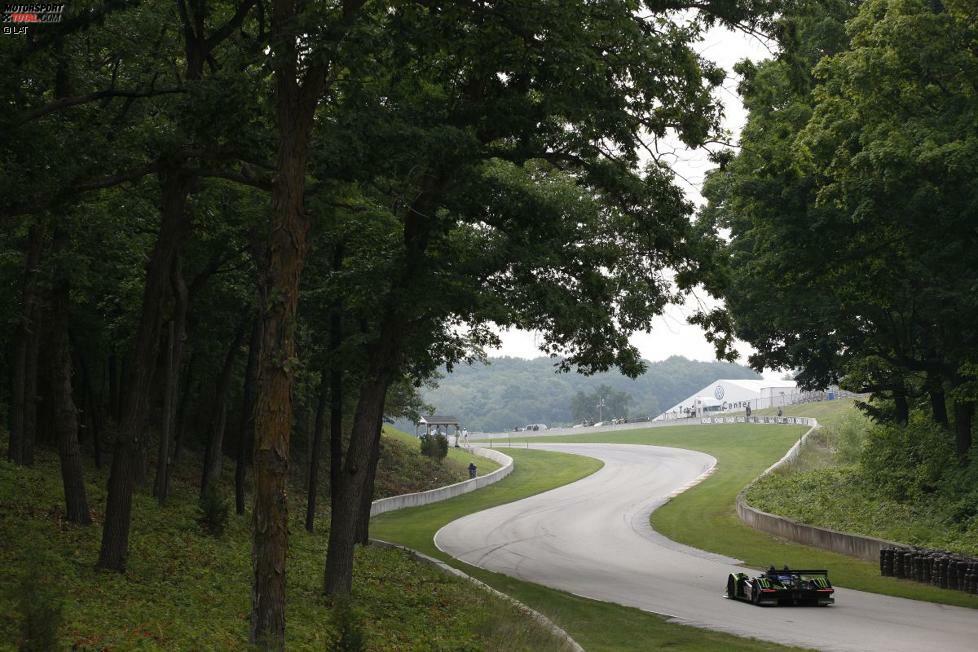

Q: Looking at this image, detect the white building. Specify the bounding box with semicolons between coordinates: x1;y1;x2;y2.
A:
655;379;799;421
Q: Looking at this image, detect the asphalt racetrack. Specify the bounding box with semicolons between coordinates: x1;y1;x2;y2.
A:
435;443;978;651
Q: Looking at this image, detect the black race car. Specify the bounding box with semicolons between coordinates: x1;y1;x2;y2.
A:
726;566;835;606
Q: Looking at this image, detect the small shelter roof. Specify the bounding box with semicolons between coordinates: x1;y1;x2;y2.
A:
418;415;460;426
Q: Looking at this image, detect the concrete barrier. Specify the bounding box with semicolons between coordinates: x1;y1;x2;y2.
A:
736;499;906;561
735;418;908;561
370;447;513;517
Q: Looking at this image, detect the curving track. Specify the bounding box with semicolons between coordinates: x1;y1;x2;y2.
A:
435;443;978;651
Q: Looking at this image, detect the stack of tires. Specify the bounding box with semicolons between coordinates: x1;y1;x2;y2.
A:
880;547;978;595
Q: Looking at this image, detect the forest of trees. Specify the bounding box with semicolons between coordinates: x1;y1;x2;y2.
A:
0;1;782;647
4;0;975;647
696;0;978;461
413;356;760;431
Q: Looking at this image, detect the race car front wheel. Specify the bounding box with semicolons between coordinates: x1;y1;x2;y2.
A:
727;575;735;598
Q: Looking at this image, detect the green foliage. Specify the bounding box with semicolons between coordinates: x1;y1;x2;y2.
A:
833;410;869;464
197;488;230;537
328;598;367;652
419;433;449;463
749;405;978;559
15;552;63;652
698;0;978;439
860;413;956;501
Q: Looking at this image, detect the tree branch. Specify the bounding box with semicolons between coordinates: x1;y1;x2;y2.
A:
2;161;160;219
206;0;259;51
196;167;274;191
17;87;185;125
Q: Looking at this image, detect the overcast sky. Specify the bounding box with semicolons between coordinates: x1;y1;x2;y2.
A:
488;25;782;379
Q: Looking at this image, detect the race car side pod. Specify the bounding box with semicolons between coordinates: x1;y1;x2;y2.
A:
880;547;978;595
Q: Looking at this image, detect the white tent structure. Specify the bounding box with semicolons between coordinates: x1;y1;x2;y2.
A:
655;379;799;421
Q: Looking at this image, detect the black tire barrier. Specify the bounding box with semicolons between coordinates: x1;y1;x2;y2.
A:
881;548;893;576
880;546;978;597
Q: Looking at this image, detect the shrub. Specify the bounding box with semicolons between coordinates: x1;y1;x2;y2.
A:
832;411;869;463
419;433;449;462
16;553;64;651
860;412;955;501
197;487;230;537
329;598;366;651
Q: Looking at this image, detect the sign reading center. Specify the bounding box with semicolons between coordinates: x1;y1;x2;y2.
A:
714;385;725;400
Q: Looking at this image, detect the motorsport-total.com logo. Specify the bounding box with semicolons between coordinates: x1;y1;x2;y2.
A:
2;3;65;36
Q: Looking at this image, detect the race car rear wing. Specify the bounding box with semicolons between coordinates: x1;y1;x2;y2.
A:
765;569;832;585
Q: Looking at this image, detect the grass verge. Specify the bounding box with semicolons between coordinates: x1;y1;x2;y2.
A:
534;424;978;608
372;447;808;652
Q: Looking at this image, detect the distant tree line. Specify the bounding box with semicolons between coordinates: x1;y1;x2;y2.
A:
697;0;978;462
0;1;781;647
414;356;760;431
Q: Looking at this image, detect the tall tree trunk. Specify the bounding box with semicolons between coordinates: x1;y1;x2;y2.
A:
155;261;188;505
9;224;44;465
250;76;318;652
250;159;311;646
155;320;176;503
328;346;344;509
927;374;948;427
107;351;122;423
306;264;343;532
893;387;909;426
201;322;247;496
236;315;261;515
50;226;92;525
355;417;384;545
97;166;193;571
22;269;43;466
324;367;393;596
324;317;399;596
77;353;103;468
173;349;197;466
305;382;329;532
323;171;439;596
953;400;974;463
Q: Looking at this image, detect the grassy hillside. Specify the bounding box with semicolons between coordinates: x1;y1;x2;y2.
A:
748;401;978;557
755;398;856;428
415;355;760;432
0;433;563;650
375;428;499;498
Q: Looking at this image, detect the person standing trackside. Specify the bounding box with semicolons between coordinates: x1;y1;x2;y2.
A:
745;403;752;419
468;462;477;479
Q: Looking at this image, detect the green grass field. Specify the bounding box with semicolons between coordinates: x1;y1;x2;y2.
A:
754;399;857;428
534;420;978;608
372;447;809;652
